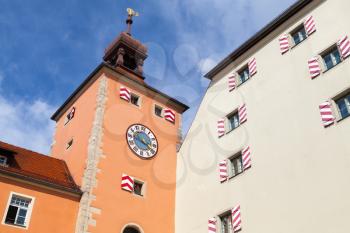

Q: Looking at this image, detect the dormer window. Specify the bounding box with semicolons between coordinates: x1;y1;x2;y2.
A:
0;155;7;166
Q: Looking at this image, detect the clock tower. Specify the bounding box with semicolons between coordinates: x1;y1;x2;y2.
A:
49;10;188;233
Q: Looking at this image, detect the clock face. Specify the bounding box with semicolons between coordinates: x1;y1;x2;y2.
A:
126;124;158;159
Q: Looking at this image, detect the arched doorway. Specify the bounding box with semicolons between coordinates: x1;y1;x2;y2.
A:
123;227;140;233
121;224;144;233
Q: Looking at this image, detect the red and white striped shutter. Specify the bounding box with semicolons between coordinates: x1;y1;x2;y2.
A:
231;205;242;232
228;74;236;91
248;58;257;76
239;104;247;124
164;109;175;123
242;146;252;170
217;119;225;137
121;174;134;192
120;87;131;101
279;35;290;54
219;160;228;182
319;101;335;127
308;57;321;79
338;35;350;59
67;107;76;120
304;15;316;35
208;217;217;233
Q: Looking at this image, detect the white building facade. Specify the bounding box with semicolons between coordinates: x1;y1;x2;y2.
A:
176;0;350;232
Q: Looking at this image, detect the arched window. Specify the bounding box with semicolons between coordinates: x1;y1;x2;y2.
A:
123;226;140;233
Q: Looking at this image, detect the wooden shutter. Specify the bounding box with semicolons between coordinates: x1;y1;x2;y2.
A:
319;101;335;127
279;35;290;54
120;87;131;101
121;174;134;192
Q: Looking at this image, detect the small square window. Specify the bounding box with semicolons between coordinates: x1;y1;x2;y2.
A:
154;105;163;117
238;66;250;85
66;139;73;150
133;180;144;196
336;93;350;120
229;154;243;177
130;94;140;106
4;194;33;228
220;212;233;233
227;112;240;132
291;25;307;46
64;107;75;125
322;46;342;70
0;155;7;166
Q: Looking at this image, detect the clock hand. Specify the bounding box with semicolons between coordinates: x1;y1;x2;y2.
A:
140;138;152;149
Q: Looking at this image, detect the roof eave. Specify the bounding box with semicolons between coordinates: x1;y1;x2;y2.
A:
51;63;189;121
204;0;313;79
0;168;82;197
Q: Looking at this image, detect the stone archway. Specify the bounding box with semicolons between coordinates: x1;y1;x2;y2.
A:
121;223;144;233
123;227;140;233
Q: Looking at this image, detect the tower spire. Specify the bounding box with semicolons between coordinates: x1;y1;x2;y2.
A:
126;8;139;36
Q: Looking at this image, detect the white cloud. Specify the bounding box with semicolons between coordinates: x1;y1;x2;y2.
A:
0;76;56;154
198;57;217;76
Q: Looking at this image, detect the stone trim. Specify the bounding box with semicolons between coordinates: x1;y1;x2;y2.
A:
74;76;108;233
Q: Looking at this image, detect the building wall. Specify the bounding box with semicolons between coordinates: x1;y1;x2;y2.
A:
176;1;350;233
87;68;181;233
0;177;79;233
51;65;183;233
50;71;102;185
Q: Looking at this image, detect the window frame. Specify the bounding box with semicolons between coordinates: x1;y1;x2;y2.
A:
228;152;244;179
320;44;343;72
289;23;308;47
237;65;250;86
333;90;350;122
64;107;75;126
219;210;234;233
66;138;74;150
2;192;35;229
226;110;240;133
154;104;163;118
132;179;146;197
130;93;141;107
0;155;7;166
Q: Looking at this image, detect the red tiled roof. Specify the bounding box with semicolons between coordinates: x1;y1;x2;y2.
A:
0;141;81;195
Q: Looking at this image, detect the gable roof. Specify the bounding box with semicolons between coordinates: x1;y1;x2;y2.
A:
0;141;81;196
204;0;313;79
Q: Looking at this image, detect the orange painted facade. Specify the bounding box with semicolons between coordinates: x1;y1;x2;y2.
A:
50;65;184;233
0;177;79;233
50;70;102;186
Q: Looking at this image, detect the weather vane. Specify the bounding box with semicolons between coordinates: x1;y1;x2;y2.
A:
126;8;139;36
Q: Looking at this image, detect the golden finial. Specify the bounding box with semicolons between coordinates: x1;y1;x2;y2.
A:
126;8;139;35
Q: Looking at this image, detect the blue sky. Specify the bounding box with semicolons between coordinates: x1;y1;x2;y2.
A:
0;0;295;153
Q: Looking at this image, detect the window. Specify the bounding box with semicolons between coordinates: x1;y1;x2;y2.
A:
64;107;75;125
227;112;240;131
130;94;140;106
336;93;350;120
3;193;34;228
291;25;307;46
322;45;342;70
133;180;144;196
0;155;7;166
154;105;163;117
238;66;250;84
229;154;243;177
220;212;233;233
66;139;73;150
